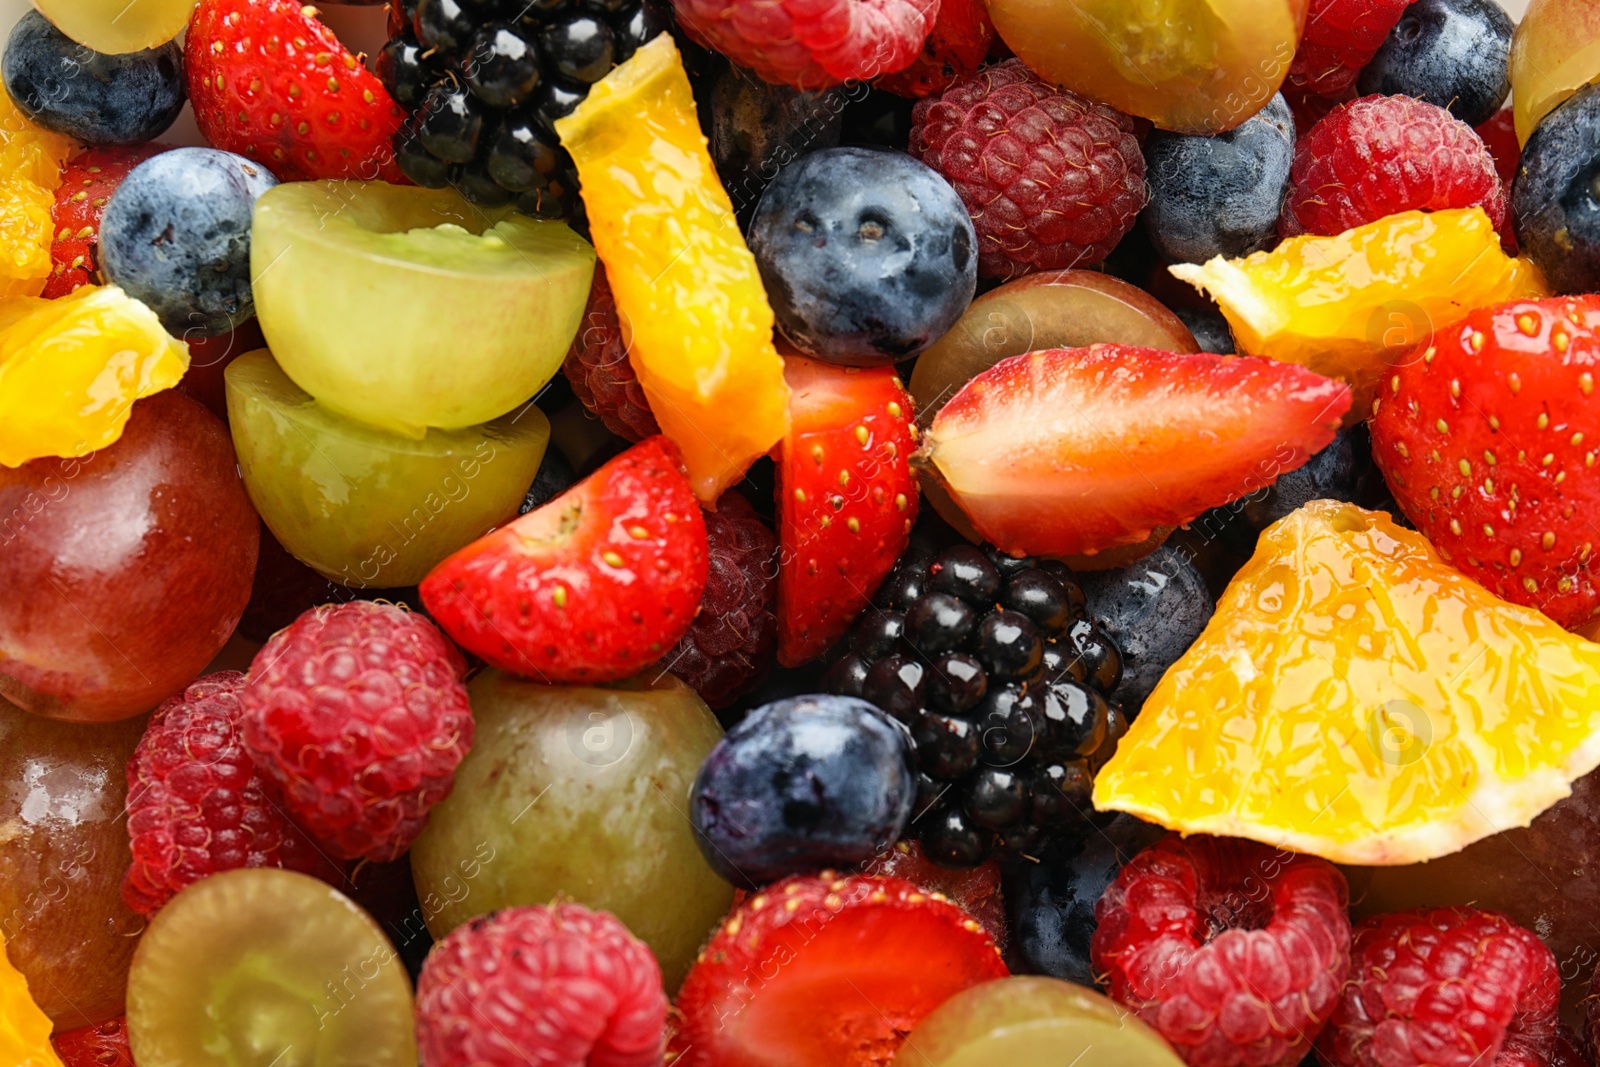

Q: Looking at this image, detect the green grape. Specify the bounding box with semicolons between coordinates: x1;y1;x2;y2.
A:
226;349;549;589
30;0;197;53
410;670;734;992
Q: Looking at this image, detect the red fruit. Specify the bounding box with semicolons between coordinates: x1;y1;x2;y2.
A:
52;1015;133;1067
919;345;1351;558
670;872;1008;1067
176;316;268;421
672;0;939;89
666;491;778;709
874;0;993;98
1288;0;1411;100
1280;95;1506;239
1371;297;1600;628
561;264;660;443
862;839;1005;946
421;435;710;682
416;903;666;1067
910;59;1146;280
42;145;165;300
1092;834;1352;1067
240;602;474;862
776;356;919;666
185;0;405;182
1478;107;1522;186
1317;907;1582;1067
122;672;337;917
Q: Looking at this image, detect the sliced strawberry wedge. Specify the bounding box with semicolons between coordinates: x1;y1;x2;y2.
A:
920;345;1350;557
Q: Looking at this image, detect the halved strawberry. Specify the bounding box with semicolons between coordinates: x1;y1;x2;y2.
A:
42;145;165;299
919;345;1351;557
776;356;920;666
670;873;1008;1066
185;0;405;182
419;436;709;683
874;0;994;98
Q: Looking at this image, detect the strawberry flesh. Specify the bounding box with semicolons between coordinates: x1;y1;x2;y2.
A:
43;145;164;299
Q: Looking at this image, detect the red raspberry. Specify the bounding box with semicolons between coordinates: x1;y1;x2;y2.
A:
1288;0;1411;100
1317;906;1585;1067
673;0;938;89
561;265;659;443
122;672;337;917
415;903;666;1067
240;602;474;863
1279;95;1506;239
665;491;778;710
1091;833;1351;1067
52;1015;133;1067
910;59;1146;280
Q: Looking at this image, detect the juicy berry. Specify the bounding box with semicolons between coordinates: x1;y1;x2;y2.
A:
873;0;992;99
561;264;660;441
1279;95;1505;239
240;601;475;862
99;147;278;338
910;59;1146;280
1358;0;1514;128
708;68;844;229
690;694;917;886
1287;0;1411;100
1142;92;1295;263
1092;833;1352;1067
2;11;184;146
1512;85;1600;296
51;1016;133;1067
1078;542;1214;711
42;144;162;299
415;903;665;1067
750;147;976;365
1241;425;1381;531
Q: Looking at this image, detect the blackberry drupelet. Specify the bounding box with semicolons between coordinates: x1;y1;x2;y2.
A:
381;0;669;220
823;543;1128;869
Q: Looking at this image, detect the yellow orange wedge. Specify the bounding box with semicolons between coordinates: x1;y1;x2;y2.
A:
555;34;789;504
1093;499;1600;866
0;86;71;301
0;930;62;1067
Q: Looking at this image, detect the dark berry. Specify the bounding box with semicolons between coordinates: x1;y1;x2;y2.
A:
964;766;1028;829
972;610;1042;681
1079;543;1214;709
395;129;457;186
379;36;447;110
874;560;929;610
913;713;981;779
417;85;486;164
926;652;986;715
974;685;1038;767
485;115;565;193
1242;425;1379;531
1175;305;1236;355
1090;703;1131;773
613;0;670;59
1038;640;1090;687
1029;761;1093;827
913;771;944;819
520;446;576;514
822;653;871;698
929;545;1001;603
534;78;588;133
465;24;542;109
456;160;516;206
848;610;906;662
709;64;844;228
903;592;976;655
1063;618;1122;696
920;804;993;868
1512;85;1600;296
539;15;616;84
1001;570;1075;633
983;545;1036;578
1035;559;1087;614
998;822;1047;856
414;0;480;52
862;654;926;724
1037;681;1108;760
1358;0;1513;127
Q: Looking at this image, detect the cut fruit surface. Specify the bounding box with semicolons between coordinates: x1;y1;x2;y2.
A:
1093;500;1600;866
1510;0;1600;143
126;868;417;1067
0;86;71;300
30;0;197;53
919;345;1349;558
0;285;189;467
1170;208;1547;419
555;35;790;504
0;929;63;1067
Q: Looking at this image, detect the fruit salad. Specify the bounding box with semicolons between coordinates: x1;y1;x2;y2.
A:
17;0;1600;1065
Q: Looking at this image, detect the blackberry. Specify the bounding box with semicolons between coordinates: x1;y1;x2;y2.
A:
381;0;670;221
825;543;1128;869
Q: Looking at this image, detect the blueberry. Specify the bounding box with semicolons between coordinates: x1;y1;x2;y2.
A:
99;148;278;339
1141;93;1294;263
1512;84;1600;296
709;65;843;229
1175;305;1236;355
690;694;916;887
748;146;977;366
1241;425;1380;531
2;11;185;146
1078;543;1213;710
519;444;576;514
1358;0;1512;127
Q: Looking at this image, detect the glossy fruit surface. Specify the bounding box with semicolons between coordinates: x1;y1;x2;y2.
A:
1357;0;1513;128
30;0;197;53
1511;85;1600;296
126;869;417;1067
0;85;71;300
1094;500;1600;865
410;670;731;991
0;390;257;722
0;285;189;468
251;180;594;435
227;349;548;588
0;928;62;1067
1171;207;1546;419
907;270;1197;428
1509;0;1600;143
890;976;1184;1066
52;1017;132;1067
41;145;164;300
554;35;790;503
985;0;1309;134
0;703;145;1029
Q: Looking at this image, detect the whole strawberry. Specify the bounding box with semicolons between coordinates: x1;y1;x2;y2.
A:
910;59;1146;280
1371;297;1600;628
240;602;474;862
42;145;164;299
186;0;405;182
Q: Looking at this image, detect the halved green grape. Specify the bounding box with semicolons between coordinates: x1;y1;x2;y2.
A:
127;868;417;1067
1510;0;1600;142
251;181;595;436
30;0;196;53
226;349;548;588
890;977;1185;1066
410;670;733;992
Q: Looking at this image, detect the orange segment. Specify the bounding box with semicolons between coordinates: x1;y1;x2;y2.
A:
1093;500;1600;866
0;285;190;467
0;929;63;1067
1169;208;1547;419
555;35;789;504
0;87;72;301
